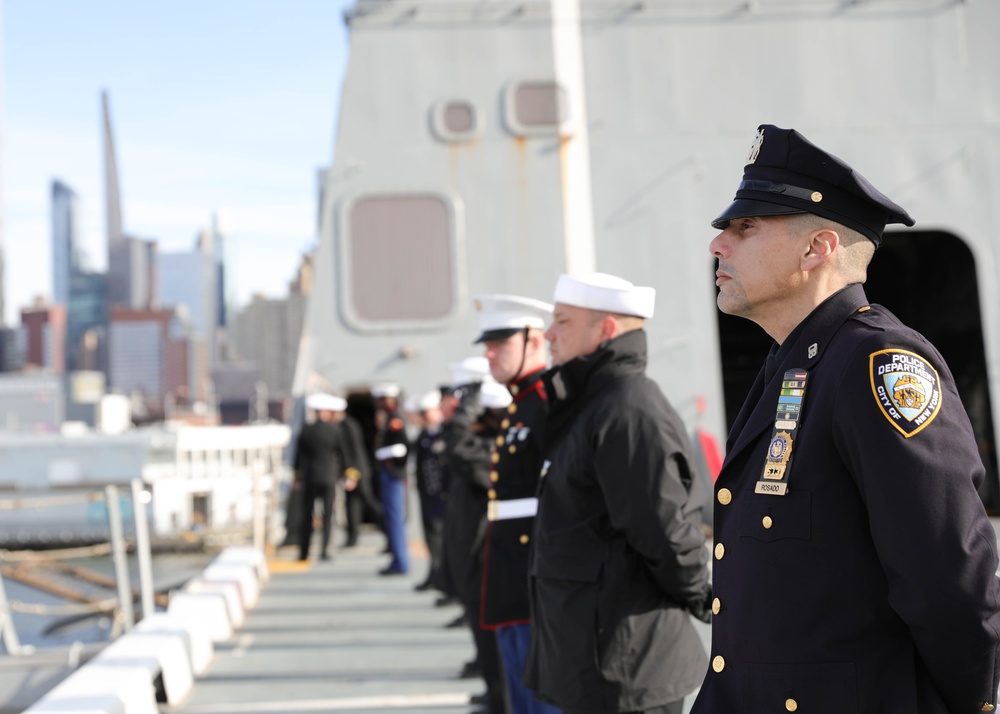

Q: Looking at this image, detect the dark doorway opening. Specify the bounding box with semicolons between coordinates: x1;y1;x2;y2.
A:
713;230;999;512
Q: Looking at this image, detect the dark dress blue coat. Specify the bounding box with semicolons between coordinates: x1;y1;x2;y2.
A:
692;283;1000;714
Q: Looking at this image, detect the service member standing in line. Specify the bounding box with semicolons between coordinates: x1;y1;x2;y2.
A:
445;366;512;714
524;273;712;714
473;294;562;714
692;124;1000;713
293;393;349;562
372;382;411;576
408;390;450;592
337;400;377;548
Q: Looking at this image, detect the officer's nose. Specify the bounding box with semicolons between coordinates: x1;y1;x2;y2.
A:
709;231;729;259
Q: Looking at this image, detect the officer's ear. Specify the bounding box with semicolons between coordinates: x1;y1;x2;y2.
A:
800;227;839;272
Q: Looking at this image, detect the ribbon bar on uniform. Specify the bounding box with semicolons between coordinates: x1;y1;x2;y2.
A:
487;497;539;522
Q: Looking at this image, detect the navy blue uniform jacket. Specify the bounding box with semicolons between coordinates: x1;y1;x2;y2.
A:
692;283;1000;714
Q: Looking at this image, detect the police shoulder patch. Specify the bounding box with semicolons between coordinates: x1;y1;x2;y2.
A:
869;348;942;438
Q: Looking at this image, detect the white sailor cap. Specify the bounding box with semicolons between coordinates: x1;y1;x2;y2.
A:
305;393;347;412
479;381;513;410
402;395;420;414
472;294;553;344
552;272;655;319
370;382;401;398
449;356;491;388
407;389;441;412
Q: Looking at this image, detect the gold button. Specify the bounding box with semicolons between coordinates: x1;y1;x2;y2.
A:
762;516;773;529
519;534;529;544
491;452;500;464
982;705;996;713
509;445;517;454
711;597;721;615
509;384;519;396
714;543;725;560
496;436;504;447
717;488;732;506
712;655;725;673
785;699;798;712
488;489;497;500
490;471;499;482
501;419;510;429
508;404;517;414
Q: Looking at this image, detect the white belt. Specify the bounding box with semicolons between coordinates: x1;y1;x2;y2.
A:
375;444;408;460
487;497;538;522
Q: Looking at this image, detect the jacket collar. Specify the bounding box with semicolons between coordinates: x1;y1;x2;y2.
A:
724;283;869;464
543;329;647;407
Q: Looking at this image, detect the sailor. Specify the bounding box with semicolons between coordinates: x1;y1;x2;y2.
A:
692;124;1000;713
524;273;711;714
472;293;562;714
407;390;450;592
293;393;349;562
371;382;410;576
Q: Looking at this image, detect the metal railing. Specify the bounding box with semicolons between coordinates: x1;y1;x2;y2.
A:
0;480;152;656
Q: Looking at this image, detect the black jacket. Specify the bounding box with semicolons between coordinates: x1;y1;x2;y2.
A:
524;329;711;712
442;399;495;603
691;284;1000;714
293;419;345;484
481;368;548;628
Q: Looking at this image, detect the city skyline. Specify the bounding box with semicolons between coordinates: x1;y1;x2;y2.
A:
2;1;354;326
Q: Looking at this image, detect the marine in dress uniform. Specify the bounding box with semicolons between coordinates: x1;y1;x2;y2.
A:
372;382;411;575
524;274;712;714
445;369;512;714
472;294;563;714
692;124;1000;713
293;394;349;561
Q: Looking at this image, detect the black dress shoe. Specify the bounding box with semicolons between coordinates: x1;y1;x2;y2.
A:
445;613;468;629
435;595;459;607
414;580;434;591
378;566;406;576
458;659;481;678
320;553;331;561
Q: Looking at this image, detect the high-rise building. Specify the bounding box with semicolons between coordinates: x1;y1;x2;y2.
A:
21;301;67;374
102;91;155;310
107;306;190;416
51;179;107;373
230;252;313;401
157;248;214;400
51;180;79;306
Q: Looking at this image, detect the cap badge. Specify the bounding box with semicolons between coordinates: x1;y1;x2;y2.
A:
810;191;823;203
745;128;764;165
869;348;942;438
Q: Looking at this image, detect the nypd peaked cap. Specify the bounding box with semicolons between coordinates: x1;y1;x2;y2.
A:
712;124;915;246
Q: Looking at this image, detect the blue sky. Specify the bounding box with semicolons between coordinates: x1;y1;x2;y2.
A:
2;0;353;324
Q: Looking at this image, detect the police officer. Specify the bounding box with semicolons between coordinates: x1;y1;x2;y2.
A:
372;382;411;575
473;294;561;714
293;393;349;562
693;124;1000;713
524;273;712;714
